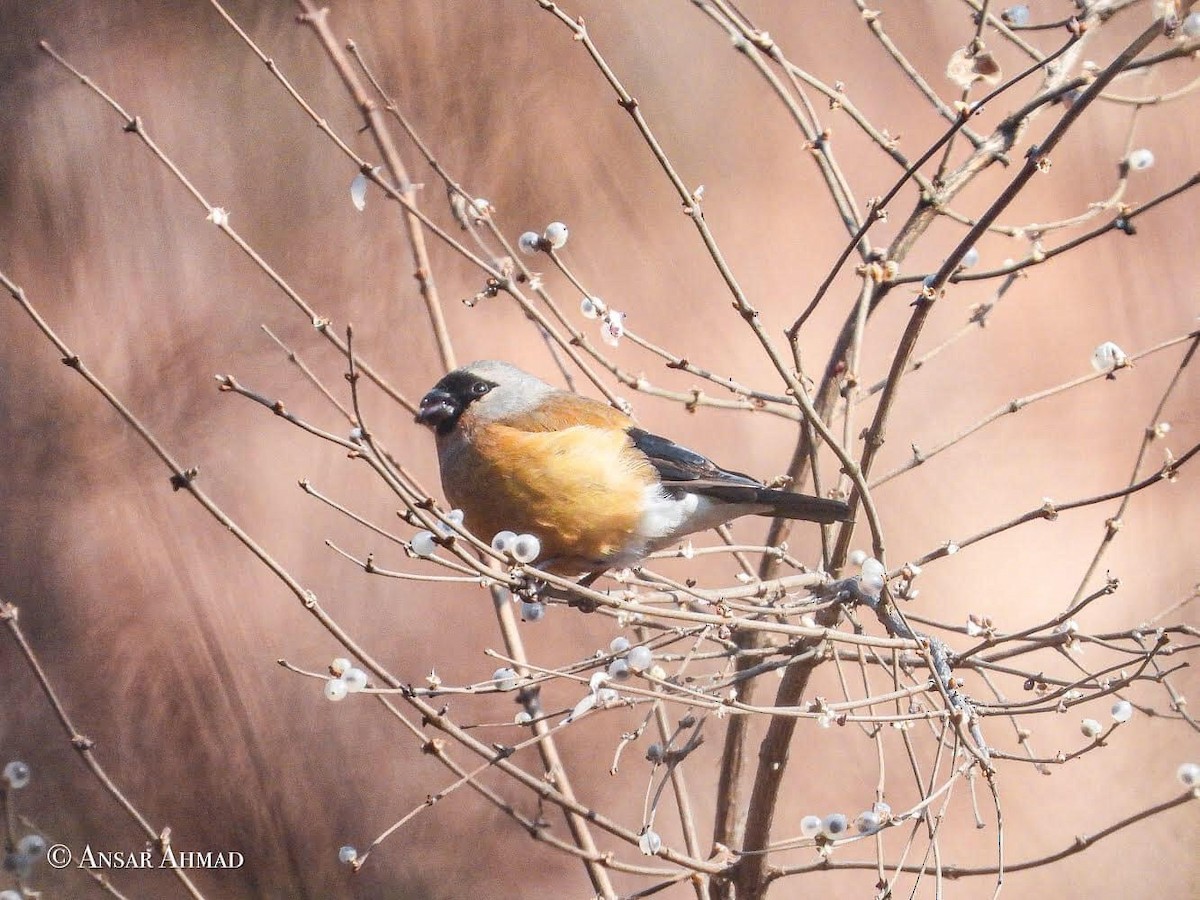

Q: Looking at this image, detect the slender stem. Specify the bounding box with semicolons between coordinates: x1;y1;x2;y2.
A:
293;1;457;372
1;602;208;899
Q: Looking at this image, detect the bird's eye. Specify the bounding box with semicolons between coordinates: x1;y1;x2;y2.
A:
471;381;491;396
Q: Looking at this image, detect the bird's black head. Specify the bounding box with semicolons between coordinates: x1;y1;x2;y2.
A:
415;369;496;435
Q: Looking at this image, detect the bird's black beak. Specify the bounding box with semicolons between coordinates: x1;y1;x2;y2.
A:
415;388;458;431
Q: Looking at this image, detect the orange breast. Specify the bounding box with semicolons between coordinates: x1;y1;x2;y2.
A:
438;421;656;573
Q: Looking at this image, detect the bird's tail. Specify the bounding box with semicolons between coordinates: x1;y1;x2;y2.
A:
757;488;851;524
691;483;851;524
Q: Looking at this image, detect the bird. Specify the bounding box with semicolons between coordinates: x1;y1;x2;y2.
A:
415;360;850;575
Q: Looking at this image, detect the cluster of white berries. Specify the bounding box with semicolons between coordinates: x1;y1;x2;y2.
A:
605;635;655;681
801;802;890;843
410;509;466;559
1080;699;1137;736
1;762;46;884
412;516;544;567
323;657;369;702
518;221;570;255
515;221;628;347
0;832;45;886
579;295;627;347
491;530;542;564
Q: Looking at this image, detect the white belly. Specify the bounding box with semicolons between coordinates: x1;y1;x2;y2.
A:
635;485;768;558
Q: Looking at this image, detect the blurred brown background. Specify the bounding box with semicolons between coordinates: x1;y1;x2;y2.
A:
0;1;1196;897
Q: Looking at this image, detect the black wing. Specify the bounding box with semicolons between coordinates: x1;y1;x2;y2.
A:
626;427;851;524
626;427;760;487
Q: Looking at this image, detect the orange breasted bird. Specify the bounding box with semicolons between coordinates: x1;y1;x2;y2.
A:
415;360;850;575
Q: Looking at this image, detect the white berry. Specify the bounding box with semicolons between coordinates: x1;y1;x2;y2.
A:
860;557;886;595
3;761;30;789
626;646;653;672
492;667;519;691
518;232;542;255
324;678;349;702
17;834;46;857
1110;700;1133;723
638;829;662;855
543;221;569;249
511;533;542;563
1127;148;1155;171
854;811;882;835
580;296;605;319
821;813;849;838
1002;5;1030;27
410;530;437;557
607;658;631;680
343;668;368;693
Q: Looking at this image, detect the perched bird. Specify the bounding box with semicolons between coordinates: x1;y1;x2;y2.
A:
416;360;850;575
